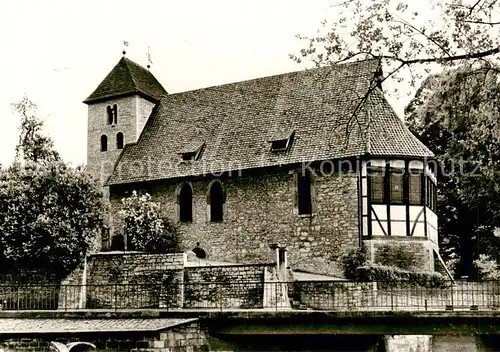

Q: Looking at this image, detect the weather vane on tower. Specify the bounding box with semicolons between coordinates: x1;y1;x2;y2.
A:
122;41;129;56
147;46;153;69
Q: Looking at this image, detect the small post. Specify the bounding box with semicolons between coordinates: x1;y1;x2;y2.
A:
114;284;118;311
79;255;88;309
219;282;222;312
450;282;454;309
390;286;394;311
275;281;278;311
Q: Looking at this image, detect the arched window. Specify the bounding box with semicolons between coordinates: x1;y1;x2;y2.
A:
106;105;118;125
209;181;224;222
116;132;124;150
179;183;193;222
192;243;206;258
100;135;108;152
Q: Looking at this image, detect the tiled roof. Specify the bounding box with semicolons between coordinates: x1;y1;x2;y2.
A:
367;89;434;157
107;59;433;185
84;57;167;104
0;318;197;333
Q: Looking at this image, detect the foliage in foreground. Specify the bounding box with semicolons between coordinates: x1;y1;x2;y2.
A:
342;246;368;280
355;264;446;288
0;96;105;280
474;254;500;280
342;246;445;287
293;0;500;96
0;162;105;279
118;191;180;253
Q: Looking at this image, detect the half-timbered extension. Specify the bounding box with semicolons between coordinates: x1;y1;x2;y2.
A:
361;159;438;271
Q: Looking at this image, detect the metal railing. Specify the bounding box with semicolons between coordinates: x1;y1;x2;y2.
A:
1;280;500;311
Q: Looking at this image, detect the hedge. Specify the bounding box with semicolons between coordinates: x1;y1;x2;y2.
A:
355;264;447;288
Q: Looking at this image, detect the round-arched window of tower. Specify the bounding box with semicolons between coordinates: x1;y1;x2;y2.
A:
100;135;108;152
116;132;124;149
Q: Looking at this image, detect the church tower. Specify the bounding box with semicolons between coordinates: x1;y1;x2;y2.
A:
84;56;167;248
84;56;167;189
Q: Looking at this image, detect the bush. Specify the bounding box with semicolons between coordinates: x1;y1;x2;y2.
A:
474;254;500;280
341;246;368;280
355;264;446;288
119;191;180;253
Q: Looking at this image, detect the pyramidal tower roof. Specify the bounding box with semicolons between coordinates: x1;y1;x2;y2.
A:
84;57;167;104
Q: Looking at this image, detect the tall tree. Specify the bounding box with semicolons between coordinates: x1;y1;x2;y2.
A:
12;95;60;163
0;97;105;279
406;64;500;278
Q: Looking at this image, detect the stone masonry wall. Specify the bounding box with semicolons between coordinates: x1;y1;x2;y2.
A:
290;281;377;310
84;253;185;309
0;321;208;352
59;252;279;310
364;238;436;272
87;96;138;184
110;168;360;277
184;264;269;309
136;97;156;138
58;266;84;310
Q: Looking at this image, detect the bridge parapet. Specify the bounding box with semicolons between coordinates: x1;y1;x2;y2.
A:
0;280;499;312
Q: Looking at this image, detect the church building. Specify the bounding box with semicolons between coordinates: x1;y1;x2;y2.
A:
84;55;439;277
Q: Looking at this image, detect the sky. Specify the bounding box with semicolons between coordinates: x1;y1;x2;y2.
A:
0;0;412;167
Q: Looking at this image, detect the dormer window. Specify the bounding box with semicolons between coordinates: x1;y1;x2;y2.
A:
179;142;205;162
182;153;195;161
269;130;294;152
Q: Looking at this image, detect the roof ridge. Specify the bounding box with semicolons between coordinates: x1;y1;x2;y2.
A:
122;57;139;94
165;60;380;97
366;109;372;155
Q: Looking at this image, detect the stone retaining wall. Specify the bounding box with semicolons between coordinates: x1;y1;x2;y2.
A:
183;264;270;309
290;281;376;310
291;280;500;311
59;252;275;310
66;253;186;309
